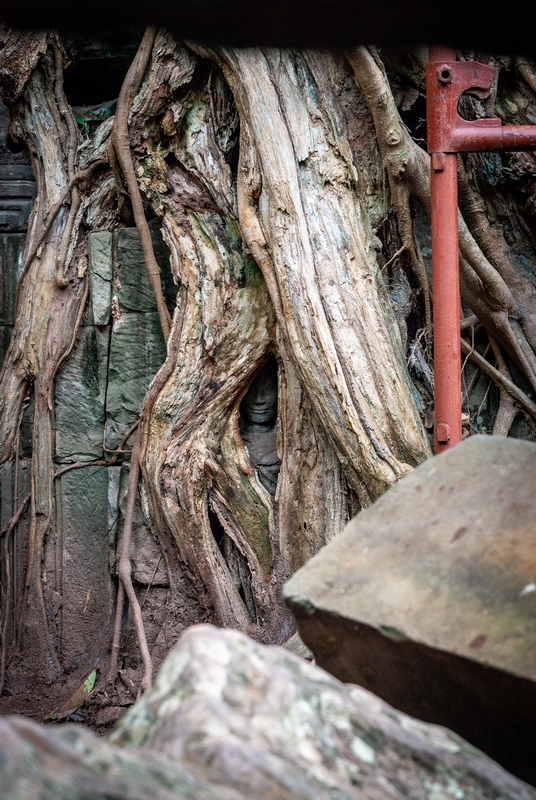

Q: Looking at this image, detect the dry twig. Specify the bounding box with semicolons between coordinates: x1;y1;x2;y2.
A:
461;338;536;419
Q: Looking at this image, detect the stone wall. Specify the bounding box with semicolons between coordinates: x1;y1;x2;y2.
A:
0;223;203;697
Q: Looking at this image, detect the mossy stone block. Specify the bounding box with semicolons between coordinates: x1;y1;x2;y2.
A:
0;233;25;325
116;228;176;314
88;231;113;325
56;465;111;670
54;325;110;463
106;311;166;449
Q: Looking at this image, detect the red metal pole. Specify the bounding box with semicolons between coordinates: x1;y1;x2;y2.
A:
426;47;536;453
428;45;462;453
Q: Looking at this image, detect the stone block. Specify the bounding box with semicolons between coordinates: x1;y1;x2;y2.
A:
0;324;13;369
54;325;109;463
0;461;13;527
284;435;536;786
0;233;25;325
115;227;176;313
106;311;166;449
56;465;112;671
88;231;112;325
2;624;535;799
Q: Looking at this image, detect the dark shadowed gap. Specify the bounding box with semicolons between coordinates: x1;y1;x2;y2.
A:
399;91;427;148
63;33;142;107
207;505;257;623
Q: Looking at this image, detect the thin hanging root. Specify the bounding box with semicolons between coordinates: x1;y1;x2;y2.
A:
107;581;125;685
106;26;173;689
514;56;536;95
381;243;407;271
0;532;11;696
460;337;536;420
108;432;152;693
0;432;25;695
0;494;31;539
108;142;133;225
111;25;171;342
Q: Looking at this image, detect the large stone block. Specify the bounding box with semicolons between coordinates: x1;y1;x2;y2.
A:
106;311;166;449
115;227;176;314
284;435;536;785
0;324;13;370
54;325;109;463
88;231;112;325
2;625;534;799
56;465;112;671
0;233;25;326
118;625;536;800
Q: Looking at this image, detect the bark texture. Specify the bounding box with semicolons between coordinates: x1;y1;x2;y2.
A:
1;29;536;706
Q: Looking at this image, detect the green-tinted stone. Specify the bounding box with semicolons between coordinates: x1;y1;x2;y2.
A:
106;311;166;449
115;227;176;313
116;464;168;585
88;231;112;325
54;325;110;463
56;465;112;670
0;462;13;527
0;233;25;325
0;324;13;369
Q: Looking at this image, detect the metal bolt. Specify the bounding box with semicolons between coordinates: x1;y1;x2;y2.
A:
437;66;453;85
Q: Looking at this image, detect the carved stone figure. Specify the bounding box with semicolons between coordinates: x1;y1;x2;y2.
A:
240;359;281;494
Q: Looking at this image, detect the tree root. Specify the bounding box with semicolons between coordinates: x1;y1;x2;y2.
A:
111;26;171;342
460;337;536;420
0;494;30;539
514;56;536;95
9;160;104;324
53;40;81;288
489;337;518;436
346;47;431;333
348;47;536;419
105;28;179;692
107;432;152;693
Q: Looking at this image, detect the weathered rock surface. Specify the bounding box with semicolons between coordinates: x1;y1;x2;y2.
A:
115;226;176;314
2;624;535;799
284;435;536;785
105;310;167;448
54;325;109;462
88;231;113;326
55;465;112;671
0;232;25;367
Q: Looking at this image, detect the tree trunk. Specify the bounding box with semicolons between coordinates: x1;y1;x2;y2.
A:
1;28;536;712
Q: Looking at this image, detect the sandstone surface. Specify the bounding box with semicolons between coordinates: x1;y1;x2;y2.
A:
284;436;536;785
2;625;535;799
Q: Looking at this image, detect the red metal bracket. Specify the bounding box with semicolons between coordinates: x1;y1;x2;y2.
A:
427;47;536;454
427;58;536;153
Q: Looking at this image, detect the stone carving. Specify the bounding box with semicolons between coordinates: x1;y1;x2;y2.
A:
239;359;281;494
0;100;36;232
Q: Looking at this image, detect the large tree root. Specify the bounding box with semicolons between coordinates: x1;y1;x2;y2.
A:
3;29;536;702
348;46;536;411
111;26;171;341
